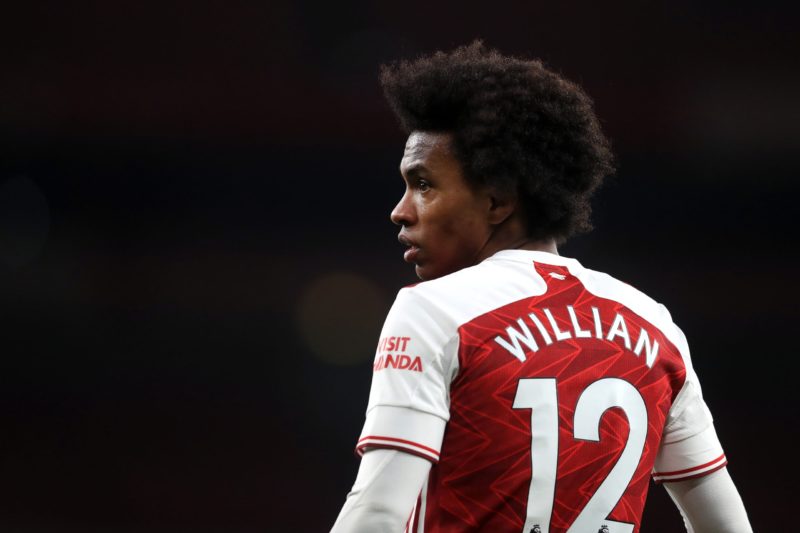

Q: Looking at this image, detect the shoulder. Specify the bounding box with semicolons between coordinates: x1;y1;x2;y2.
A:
389;251;690;358
392;253;549;333
570;263;690;357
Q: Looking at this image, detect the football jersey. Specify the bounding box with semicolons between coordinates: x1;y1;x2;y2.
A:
357;250;726;533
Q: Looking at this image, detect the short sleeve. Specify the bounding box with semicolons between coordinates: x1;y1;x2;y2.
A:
652;328;727;483
355;288;458;463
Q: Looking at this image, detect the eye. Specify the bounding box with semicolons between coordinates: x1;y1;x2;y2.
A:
417;179;431;192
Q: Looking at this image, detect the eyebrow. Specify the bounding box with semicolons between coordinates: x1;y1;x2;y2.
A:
400;163;429;177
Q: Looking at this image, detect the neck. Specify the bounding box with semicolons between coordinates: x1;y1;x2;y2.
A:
511;238;559;254
475;230;559;264
475;211;559;262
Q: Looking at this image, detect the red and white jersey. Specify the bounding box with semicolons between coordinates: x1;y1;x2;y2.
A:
357;250;726;533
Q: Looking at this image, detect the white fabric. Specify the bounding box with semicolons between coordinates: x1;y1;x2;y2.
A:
358;405;447;462
366;288;458;422
665;467;752;532
330;449;432;533
653;423;726;482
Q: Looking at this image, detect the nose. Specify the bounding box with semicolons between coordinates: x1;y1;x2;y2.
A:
390;188;416;227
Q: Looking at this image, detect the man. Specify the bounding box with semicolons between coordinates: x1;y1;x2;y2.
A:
331;42;751;533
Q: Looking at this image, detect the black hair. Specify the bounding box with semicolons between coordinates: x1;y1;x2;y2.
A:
380;41;614;242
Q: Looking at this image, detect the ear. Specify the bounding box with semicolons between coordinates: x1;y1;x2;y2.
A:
486;191;516;226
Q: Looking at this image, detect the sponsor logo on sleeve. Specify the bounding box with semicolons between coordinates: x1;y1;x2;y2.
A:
373;336;423;372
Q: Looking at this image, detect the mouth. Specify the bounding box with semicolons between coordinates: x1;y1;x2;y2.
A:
398;234;420;263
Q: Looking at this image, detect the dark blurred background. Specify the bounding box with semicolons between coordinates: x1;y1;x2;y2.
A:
1;1;797;531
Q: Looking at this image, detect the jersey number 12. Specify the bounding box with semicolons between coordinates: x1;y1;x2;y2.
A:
513;377;647;533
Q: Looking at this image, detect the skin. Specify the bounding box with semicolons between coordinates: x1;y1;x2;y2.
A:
391;131;558;280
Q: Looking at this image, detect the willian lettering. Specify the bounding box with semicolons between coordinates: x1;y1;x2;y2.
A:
494;305;659;367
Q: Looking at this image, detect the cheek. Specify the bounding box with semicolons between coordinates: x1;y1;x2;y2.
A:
437;211;489;256
444;205;489;238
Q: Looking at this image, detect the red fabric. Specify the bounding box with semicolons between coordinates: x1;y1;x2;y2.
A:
420;262;687;533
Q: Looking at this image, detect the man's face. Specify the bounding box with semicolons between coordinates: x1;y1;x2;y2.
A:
391;131;493;280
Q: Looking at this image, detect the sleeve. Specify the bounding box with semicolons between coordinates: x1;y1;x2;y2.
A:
652;323;727;483
663;467;753;532
329;449;433;533
355;288;458;463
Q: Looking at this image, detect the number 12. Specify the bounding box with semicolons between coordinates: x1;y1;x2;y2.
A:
513;378;647;533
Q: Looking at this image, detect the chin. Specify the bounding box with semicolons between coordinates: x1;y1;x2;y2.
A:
415;264;447;281
414;264;435;281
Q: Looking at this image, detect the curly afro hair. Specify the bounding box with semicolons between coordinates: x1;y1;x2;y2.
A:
380;41;614;242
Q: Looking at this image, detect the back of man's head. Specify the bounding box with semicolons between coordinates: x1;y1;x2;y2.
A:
380;40;615;242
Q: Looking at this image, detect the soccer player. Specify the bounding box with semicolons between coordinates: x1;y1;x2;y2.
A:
331;42;751;533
